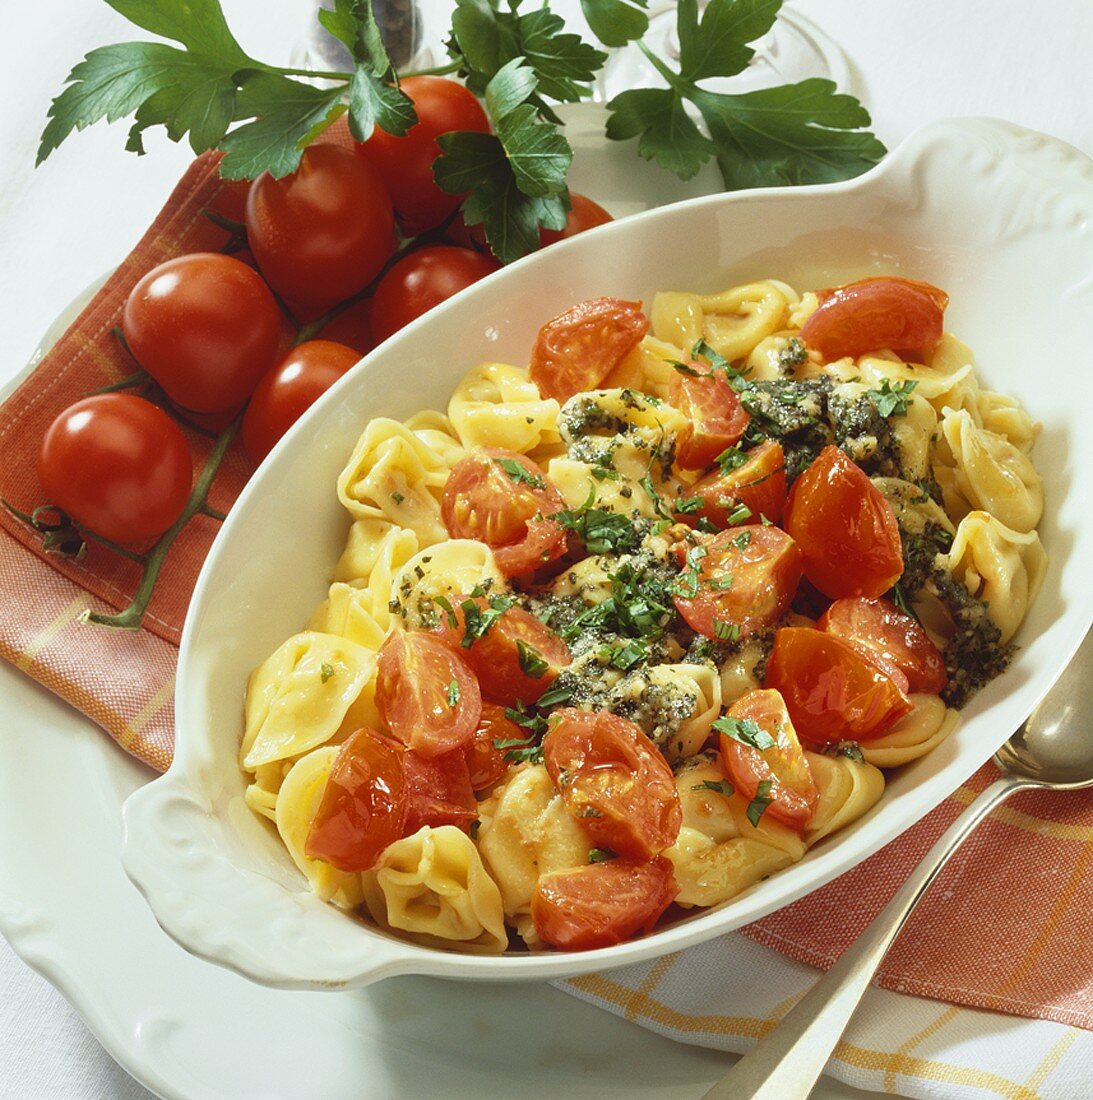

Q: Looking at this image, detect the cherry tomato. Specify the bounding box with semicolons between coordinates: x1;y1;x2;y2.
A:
402;747;477;834
539;193;614;247
819;597;947;694
122;252;282;413
544;709;681;861
683;440;787;528
529;298;649;403
441;448;568;576
764;627;914;743
305;728;405;872
371;246;499;345
436;596;572;707
362;76;490;235
800;276;948;361
246;143;396;314
783;446;904;600
673;525;803;642
720;689;818;831
313;296;373;356
37;394;192;546
242;340;360;463
376;630;482;757
669;371;750;470
532;857;677;951
466;702;518;790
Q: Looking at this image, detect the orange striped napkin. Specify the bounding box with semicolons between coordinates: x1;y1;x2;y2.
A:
0;152;1089;1033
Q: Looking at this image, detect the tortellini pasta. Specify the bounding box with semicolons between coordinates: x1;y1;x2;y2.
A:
448;361;561;453
389;539;504;629
859;695;959;768
804;751;885;842
362;826;508;953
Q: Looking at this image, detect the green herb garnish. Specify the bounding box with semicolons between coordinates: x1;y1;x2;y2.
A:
516;639;549;678
713;620;740;642
588;847;617;863
692;779;735;797
460;593;515;647
713;715;776;751
319;662;334;683
447;679;461;707
495;456;545;489
866;379;918;417
746;779;774;827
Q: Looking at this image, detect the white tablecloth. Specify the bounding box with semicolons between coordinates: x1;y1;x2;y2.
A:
1;2;1089;1097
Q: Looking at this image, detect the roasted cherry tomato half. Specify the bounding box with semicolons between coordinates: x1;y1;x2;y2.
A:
800;276;948;362
37;393;193;547
529;298;649;403
466;702;520;790
532;857;678;951
371;246;499;345
402;747;478;834
719;689;818;831
123;252;282;413
539;193;614;247
441;448;567;576
375;630;482;757
305;728;406;872
683;439;787;528
436;597;571;708
242;339;360;463
672;525;803;642
819;597;947;694
783;445;904;600
544;708;682;861
361;76;491;235
246;143;396;314
669;370;750;471
764;627;914;743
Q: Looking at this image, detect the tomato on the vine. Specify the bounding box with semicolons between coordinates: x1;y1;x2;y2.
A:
441;448;567;576
544;708;681;861
37;393;193;546
362;76;490;236
313;296;374;356
371;246;499;345
242;340;360;463
246;143;396;315
532;857;678;951
800;276;948;361
539;193;613;246
783;445;904;600
123;252;282;413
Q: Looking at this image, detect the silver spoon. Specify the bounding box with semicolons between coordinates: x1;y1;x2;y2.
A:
703;626;1093;1100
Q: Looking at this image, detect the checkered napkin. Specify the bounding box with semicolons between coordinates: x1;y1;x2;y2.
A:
1;152;1089;1096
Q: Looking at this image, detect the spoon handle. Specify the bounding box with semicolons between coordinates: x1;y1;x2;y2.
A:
701;774;1033;1100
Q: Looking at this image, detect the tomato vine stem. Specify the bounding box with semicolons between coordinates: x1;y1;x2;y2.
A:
79;415;240;631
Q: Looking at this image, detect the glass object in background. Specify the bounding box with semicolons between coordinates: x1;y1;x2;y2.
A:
596;3;852;102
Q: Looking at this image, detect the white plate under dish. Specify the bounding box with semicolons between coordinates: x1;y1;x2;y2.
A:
120;117;1093;991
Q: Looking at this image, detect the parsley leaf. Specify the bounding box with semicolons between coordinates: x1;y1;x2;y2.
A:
599;638;649;671
588;846;618;863
320;662;335;683
605;87;715;181
692;778;735;797
492;735;544;764
460;593;516;647
713;715;776;751
495;456;545;489
555;498;640;555
673;544;707;599
746;778;774;826
716;445;749;473
714;620;740;642
447;679;461;707
432;595;459;629
536;682;574;708
516;639;550;678
580;0;650;47
866;379;918;417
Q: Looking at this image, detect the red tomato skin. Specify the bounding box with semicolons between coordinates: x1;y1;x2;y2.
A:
305;728;406;872
544;709;682;861
122;253;282;413
783;445;904;600
371;246;499;344
532;857;678;951
529;298;649;403
819;597;947;694
801;276;948;361
375;631;482;758
313;296;373;356
685;440;787;528
436;598;571;707
720;689;818;831
37;394;192;546
466;702;518;790
670;372;750;470
539;193;613;247
246;144;396;314
441;448;568;576
242;340;360;463
673;525;803;641
362;76;491;236
764;627;914;743
402;748;478;834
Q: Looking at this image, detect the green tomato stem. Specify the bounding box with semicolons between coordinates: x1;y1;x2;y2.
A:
400;61;462;78
80;416;241;631
275;66;352;81
83;370;149;396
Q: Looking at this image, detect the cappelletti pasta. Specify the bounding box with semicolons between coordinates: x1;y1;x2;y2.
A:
241;274;1044;954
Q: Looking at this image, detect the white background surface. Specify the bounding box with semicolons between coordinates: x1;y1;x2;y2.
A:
0;2;1089;1097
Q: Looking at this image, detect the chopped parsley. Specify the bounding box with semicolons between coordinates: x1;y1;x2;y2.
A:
746;779;775;826
503;700;549;739
716;445;749;473
432;595;459;629
672;544;707;599
639;472;674;521
732;530;752;550
708;574;735;591
588;847;617;863
713;716;776;751
591;465;619;482
460;593;516;648
391;491;405;504
492;736;544;765
714;620;740;642
866;379;918;417
822;740;866;763
692;779;735;797
675;495;703;514
555;489;641;555
516;639;549;678
536;683;574;708
599;638;649;671
319;662;334;683
777;336;808;372
446;679;461;707
725;502;753;525
494;456;545;489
